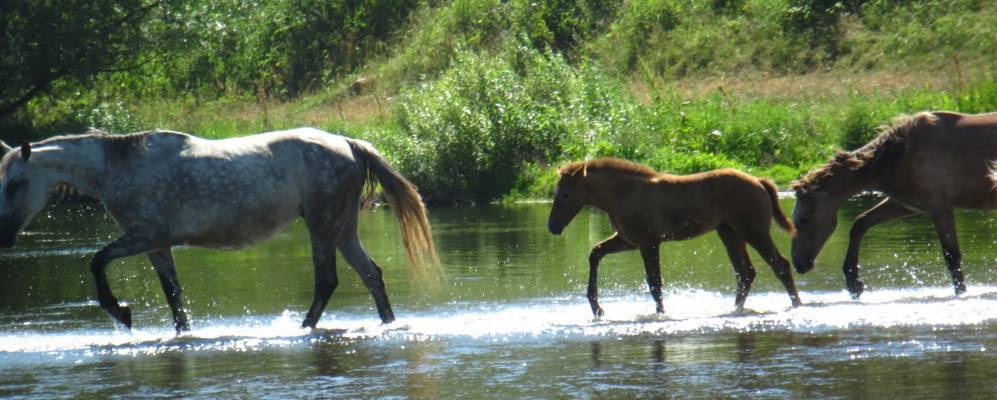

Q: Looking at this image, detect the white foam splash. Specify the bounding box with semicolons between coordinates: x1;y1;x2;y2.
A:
2;286;996;356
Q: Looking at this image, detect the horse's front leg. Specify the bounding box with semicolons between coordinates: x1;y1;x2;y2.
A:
639;243;664;314
90;233;156;329
843;199;916;298
931;210;966;295
587;233;634;318
148;249;190;333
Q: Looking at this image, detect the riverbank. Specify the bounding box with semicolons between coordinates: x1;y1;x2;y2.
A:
6;1;996;204
117;69;997;204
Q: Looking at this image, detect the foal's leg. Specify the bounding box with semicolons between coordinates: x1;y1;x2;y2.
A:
90;233;155;329
716;224;756;310
931;210;967;295
301;224;341;329
745;232;802;307
639;243;665;314
148;249;190;333
338;227;395;324
842;198;916;298
587;233;634;317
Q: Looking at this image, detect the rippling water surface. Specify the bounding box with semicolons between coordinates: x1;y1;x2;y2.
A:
2;198;997;398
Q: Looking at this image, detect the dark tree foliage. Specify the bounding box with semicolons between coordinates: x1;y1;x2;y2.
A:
0;0;167;118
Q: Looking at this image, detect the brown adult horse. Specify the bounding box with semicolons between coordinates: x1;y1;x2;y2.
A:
547;158;801;317
791;111;997;298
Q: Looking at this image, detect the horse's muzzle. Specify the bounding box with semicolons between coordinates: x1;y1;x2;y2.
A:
792;256;815;274
547;219;563;235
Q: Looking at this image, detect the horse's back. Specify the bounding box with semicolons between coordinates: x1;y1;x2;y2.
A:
891;112;997;209
104;128;365;248
638;169;773;239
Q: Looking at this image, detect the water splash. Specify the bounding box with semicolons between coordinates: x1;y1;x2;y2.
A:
2;286;996;358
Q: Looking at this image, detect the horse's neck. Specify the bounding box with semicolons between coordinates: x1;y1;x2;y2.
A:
820;163;873;202
583;172;652;214
32;139;106;197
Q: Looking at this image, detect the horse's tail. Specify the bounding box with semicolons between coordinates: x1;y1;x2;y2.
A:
347;139;440;269
761;178;795;235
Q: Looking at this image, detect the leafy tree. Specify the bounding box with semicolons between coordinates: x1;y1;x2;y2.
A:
0;0;168;118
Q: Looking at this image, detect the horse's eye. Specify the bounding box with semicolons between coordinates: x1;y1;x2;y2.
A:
561;192;570;200
798;216;809;225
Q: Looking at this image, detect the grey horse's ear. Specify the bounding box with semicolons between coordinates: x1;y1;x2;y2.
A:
20;142;30;161
0;140;11;154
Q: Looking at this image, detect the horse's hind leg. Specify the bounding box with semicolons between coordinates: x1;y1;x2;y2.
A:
716;224;756;309
302;225;341;329
90;233;154;329
148;249;190;333
338;227;395;324
745;230;802;307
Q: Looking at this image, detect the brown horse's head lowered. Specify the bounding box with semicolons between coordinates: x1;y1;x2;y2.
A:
789;113;924;274
789;111;997;298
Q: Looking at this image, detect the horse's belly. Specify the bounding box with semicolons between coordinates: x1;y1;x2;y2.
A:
175;201;301;249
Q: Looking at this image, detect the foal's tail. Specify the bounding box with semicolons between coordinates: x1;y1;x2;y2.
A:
760;178;795;235
348;139;440;269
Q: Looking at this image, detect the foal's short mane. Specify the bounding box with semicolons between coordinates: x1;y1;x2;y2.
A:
791;112;938;193
561;158;658;178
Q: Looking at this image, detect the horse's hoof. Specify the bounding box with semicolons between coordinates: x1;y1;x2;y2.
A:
791;299;803;307
847;280;865;299
118;305;132;329
593;308;605;318
955;284;967;296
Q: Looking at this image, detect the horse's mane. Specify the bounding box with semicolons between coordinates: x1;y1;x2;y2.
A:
791;112;938;193
42;128;151;164
561;158;658;178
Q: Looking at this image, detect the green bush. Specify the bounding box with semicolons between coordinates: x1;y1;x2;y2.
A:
386;42;646;204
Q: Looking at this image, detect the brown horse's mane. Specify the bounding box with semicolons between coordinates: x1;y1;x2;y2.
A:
791;112;938;193
561;158;658;178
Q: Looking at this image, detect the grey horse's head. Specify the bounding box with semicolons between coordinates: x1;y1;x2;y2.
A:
0;141;50;247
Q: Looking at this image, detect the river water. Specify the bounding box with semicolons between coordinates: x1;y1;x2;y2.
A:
2;197;997;398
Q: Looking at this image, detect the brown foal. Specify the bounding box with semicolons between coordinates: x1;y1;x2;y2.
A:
547;158;801;317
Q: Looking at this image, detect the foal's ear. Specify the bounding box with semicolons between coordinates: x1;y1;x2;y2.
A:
19;142;30;161
0;141;11;154
559;163;588;178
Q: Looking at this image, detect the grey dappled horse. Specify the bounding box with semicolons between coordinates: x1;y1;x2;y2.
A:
0;128;437;332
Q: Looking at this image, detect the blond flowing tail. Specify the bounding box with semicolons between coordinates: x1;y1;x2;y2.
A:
761;178;795;235
348;140;440;269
